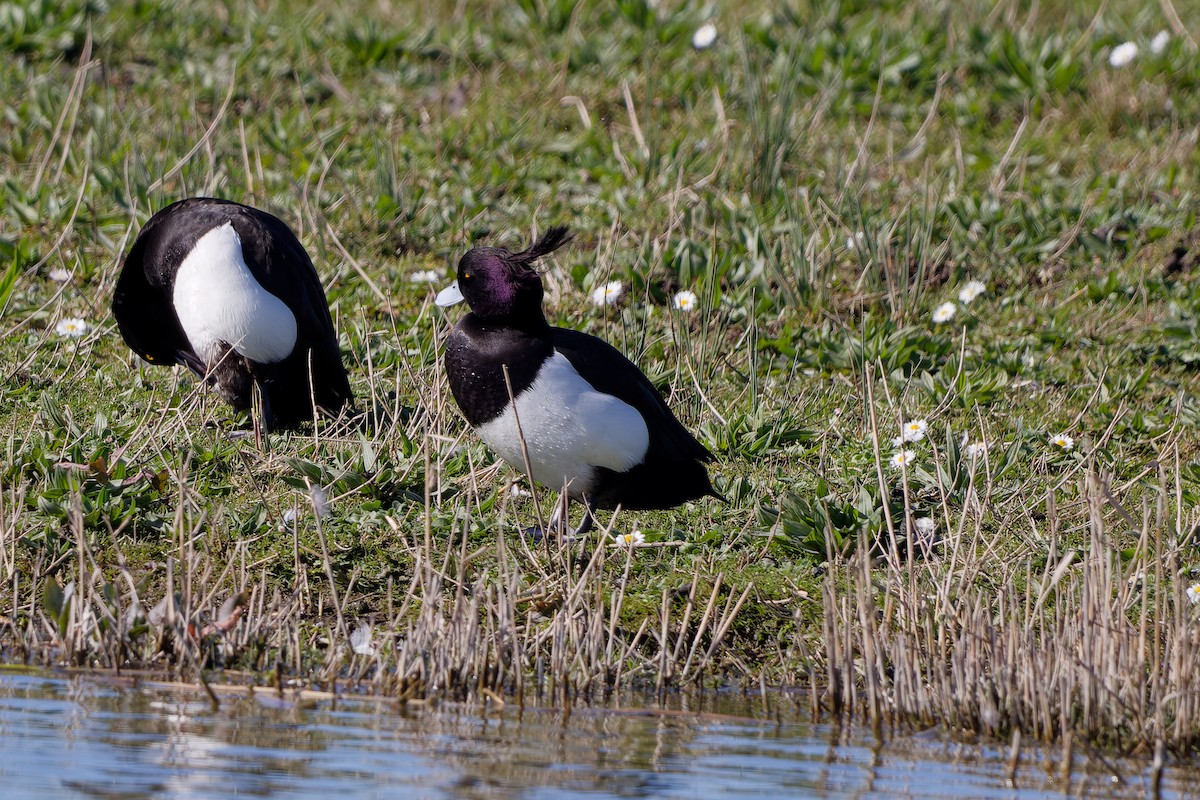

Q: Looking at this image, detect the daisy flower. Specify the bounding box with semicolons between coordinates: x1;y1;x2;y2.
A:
56;318;88;337
958;280;986;304
891;450;916;468
673;290;698;311
1049;432;1074;450
48;267;71;282
965;442;987;459
591;280;624;306
692;22;717;50
1187;583;1200;605
409;269;440;283
614;530;645;547
931;302;957;324
1108;41;1138;68
1150;31;1170;55
899;419;928;443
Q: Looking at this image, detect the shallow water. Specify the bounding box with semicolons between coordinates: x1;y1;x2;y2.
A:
0;671;1195;799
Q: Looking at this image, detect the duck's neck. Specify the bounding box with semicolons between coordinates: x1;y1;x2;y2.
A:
474;310;552;337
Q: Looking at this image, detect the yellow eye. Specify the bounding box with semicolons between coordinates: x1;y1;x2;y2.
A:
462;271;473;281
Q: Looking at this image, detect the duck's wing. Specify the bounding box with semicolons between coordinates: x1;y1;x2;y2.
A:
112;201;197;369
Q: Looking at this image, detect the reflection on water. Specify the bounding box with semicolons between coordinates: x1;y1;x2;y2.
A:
0;672;1194;799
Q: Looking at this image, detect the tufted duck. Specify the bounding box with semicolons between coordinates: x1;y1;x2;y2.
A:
435;227;717;535
112;198;352;432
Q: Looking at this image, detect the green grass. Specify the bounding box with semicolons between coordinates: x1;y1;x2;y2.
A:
3;0;1200;752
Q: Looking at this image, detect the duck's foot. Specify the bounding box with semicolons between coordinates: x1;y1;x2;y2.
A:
571;508;596;537
529;496;568;543
522;524;550;544
522;500;596;543
522;524;584;544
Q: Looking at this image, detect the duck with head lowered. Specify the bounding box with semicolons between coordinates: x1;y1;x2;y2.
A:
112;198;353;433
434;226;718;536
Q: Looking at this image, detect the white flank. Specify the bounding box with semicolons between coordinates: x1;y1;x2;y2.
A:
475;352;650;495
173;223;297;364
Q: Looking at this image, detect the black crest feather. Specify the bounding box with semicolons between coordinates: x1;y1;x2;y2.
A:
513;226;573;265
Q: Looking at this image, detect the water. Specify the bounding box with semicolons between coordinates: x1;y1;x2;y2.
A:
0;671;1195;799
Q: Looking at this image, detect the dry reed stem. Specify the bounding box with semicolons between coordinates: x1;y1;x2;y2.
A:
821;461;1200;755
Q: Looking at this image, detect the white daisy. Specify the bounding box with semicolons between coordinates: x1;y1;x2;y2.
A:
591;280;624;306
1109;41;1138;68
931;302;957;324
692;22;717;50
55;318;88;337
409;269;440;283
1150;31;1170;55
966;442;987;459
1049;432;1074;450
1187;583;1200;605
48;267;71;282
899;419;928;443
614;530;645;547
673;290;698;311
958;280;986;304
891;450;916;468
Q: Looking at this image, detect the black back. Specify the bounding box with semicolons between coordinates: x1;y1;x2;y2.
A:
112;197;352;428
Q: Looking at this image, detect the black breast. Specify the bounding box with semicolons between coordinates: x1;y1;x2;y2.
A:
444;315;553;427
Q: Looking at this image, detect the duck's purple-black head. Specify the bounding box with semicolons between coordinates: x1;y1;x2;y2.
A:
435;227;573;323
